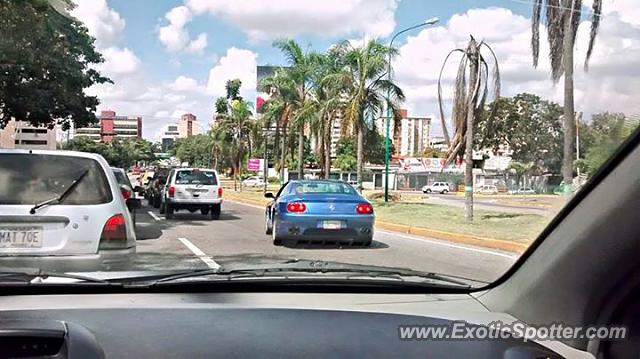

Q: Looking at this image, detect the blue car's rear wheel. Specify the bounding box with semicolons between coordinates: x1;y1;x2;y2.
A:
272;220;282;246
265;215;273;235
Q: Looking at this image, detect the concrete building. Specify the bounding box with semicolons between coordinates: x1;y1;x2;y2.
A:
0;120;57;150
177;113;203;138
75;111;142;142
159;124;180;151
376;109;431;157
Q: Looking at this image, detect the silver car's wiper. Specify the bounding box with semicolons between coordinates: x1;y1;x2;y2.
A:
30;168;90;214
149;260;479;288
0;267;112;285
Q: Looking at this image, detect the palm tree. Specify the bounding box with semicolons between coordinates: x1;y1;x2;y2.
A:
437;36;500;221
213;99;254;190
259;69;296;181
273;40;318;179
306;50;351;179
338;39;405;191
531;0;603;189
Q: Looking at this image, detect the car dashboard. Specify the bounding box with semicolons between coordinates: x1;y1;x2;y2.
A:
0;291;588;358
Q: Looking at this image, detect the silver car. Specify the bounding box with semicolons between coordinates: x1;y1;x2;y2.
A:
0;150;136;271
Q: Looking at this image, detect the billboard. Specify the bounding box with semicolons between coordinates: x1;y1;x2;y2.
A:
247;158;264;171
399;158;463;173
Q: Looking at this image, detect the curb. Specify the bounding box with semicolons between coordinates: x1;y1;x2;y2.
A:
224;193;527;255
375;221;527;254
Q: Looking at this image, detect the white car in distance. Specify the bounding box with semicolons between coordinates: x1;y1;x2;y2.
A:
422;182;451;194
242;176;265;187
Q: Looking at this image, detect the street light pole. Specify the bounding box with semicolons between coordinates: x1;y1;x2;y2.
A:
384;17;439;202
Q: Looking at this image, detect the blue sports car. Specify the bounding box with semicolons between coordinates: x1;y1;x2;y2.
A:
265;180;375;246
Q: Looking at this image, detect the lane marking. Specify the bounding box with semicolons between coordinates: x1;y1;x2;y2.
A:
177;237;221;270
227;199;517;260
377;230;517;260
148;211;162;221
225;199;264;210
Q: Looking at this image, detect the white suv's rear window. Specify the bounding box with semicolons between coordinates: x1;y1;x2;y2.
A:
175;170;217;185
0;154;112;205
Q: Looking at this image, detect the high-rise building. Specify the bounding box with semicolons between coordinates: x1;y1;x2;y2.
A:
0;120;57;150
177;113;203;138
75;111;142;142
376;109;431;157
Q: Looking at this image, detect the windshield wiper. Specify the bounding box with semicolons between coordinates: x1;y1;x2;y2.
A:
147;260;479;288
0;267;113;285
29;168;90;214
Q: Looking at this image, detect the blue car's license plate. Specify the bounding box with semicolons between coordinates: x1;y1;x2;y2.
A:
319;220;344;229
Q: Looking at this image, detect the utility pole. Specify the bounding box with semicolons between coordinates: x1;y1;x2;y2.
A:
263;126;268;193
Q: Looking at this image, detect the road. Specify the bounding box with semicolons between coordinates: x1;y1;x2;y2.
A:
121;200;517;283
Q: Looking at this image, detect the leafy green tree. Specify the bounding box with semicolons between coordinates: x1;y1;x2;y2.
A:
334;138;356;171
475;93;564;175
64;137;156;168
0;0;111;129
171;134;213;167
577;112;636;176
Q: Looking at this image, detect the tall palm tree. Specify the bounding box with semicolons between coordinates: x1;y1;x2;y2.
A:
437;36;500;221
259;69;296;180
213;99;254;190
338;39;404;191
273;39;318;179
531;0;603;189
307;50;350;179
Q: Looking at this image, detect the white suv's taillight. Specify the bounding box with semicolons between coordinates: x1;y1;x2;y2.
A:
99;214;127;248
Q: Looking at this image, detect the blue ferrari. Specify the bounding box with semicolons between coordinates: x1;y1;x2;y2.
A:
265;180;375;246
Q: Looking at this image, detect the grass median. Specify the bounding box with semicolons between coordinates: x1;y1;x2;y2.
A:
372;201;548;243
222;186;548;244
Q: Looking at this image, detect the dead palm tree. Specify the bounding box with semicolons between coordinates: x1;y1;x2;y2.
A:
531;0;603;189
437;36;501;221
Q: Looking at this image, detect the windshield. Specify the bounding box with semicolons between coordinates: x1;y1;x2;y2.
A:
0;154;112;205
0;0;638;290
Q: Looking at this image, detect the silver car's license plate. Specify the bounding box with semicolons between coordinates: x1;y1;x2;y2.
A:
320;221;344;229
0;227;43;248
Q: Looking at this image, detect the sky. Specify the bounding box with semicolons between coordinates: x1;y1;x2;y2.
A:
70;0;640;141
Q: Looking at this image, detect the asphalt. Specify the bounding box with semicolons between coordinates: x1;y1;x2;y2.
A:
124;200;517;283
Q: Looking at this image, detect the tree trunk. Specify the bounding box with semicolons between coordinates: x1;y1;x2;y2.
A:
274;122;280;177
464;47;479;222
297;127;304;180
280;123;287;181
356;122;364;193
324;116;332;179
562;10;576;190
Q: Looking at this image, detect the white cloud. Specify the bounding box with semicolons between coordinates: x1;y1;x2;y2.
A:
186;33;208;54
172;76;200;92
184;0;397;42
158;5;208;53
206;47;258;99
393;7;640;136
98;47;141;74
71;0;125;48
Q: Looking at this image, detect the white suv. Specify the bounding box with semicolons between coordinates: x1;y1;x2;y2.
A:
422;182;450;194
160;168;223;220
0;150;136;271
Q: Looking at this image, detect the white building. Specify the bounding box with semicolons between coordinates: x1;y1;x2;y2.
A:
376;109;431;157
0;120;58;150
159;124;180;151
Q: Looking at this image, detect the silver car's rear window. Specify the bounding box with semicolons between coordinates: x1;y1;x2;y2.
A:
0;154;112;205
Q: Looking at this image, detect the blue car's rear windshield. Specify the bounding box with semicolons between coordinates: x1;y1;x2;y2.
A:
288;182;357;195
